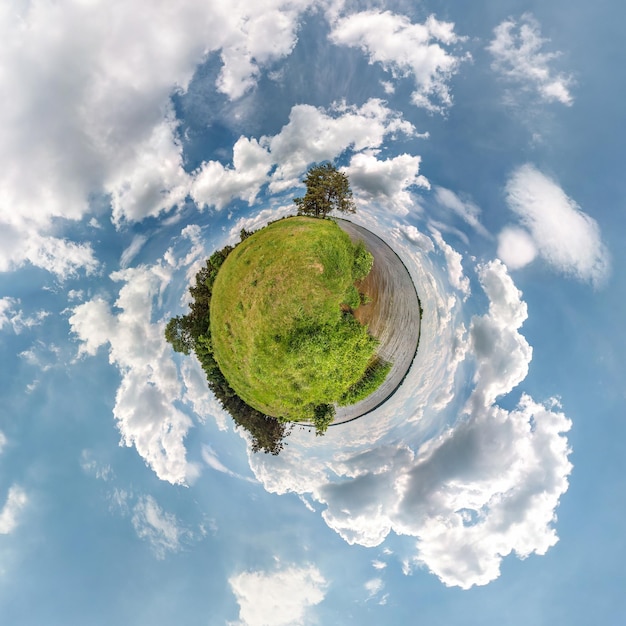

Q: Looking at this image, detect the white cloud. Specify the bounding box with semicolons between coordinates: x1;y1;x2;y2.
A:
502;164;609;285
371;559;387;570
0;486;28;534
69;261;194;485
132;495;186;559
364;577;384;599
106;112;191;227
0;298;18;331
0;0;317;276
433;186;489;237
398;394;572;589
329;11;466;112
229;564;327;626
248;254;571;590
80;450;114;481
216;0;316;100
266;99;417;192
202;445;256;483
431;230;470;296
467;260;531;407
0;296;50;335
188;99;418;210
0;431;6;455
191;137;273;211
488;14;574;106
180;357;230;431
497;226;538;269
120;235;148;269
399;225;435;253
343;152;429;214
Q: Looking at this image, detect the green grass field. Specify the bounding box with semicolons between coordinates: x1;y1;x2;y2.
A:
210;216;385;423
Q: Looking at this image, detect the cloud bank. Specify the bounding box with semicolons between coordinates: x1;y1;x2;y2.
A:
247;232;572;589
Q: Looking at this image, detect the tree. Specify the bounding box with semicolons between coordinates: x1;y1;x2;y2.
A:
312;403;335;435
165;316;195;355
293;163;356;218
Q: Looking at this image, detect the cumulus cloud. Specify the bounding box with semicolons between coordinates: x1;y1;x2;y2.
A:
468;260;531;408
343;152;429;214
266;99;417;192
69;260;194;485
248;245;571;589
189;98;418;210
229;564;327;626
105;112;191;227
398;394;572;588
180;358;230;431
431;230;470;296
0;486;28;534
132;495;187;559
488;14;574;106
329;11;466;112
216;0;316;99
191;137;273;211
500;164;609;285
0;0;317;276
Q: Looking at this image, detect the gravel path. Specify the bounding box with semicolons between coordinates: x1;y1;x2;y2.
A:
330;219;421;425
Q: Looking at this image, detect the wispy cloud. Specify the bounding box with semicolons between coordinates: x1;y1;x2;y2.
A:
0;486;28;534
202;446;256;483
0;298;49;334
433;186;489;237
131;495;188;559
488;14;574;106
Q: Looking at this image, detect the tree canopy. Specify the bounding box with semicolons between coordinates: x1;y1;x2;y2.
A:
293;162;356;218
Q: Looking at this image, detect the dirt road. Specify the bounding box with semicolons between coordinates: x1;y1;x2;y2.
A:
332;219;421;425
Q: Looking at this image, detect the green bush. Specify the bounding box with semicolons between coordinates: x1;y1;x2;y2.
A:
342;285;361;309
353;240;374;281
339;357;392;406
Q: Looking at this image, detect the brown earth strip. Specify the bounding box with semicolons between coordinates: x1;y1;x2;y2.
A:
330;219;421;425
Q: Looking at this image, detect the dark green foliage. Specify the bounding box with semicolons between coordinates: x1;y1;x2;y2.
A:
312;403;335;435
165;315;195;355
164;242;289;455
240;228;253;241
293;163;356;218
339;357;392;406
352;240;374;281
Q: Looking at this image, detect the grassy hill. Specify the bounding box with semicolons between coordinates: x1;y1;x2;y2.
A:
210;216;388;427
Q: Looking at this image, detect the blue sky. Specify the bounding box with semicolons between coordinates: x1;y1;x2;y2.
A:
0;1;624;624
